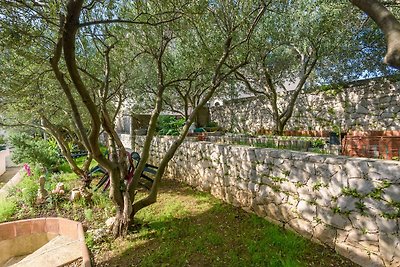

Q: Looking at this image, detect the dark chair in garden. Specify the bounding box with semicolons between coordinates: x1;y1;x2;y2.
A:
57;145;88;159
93;151;158;192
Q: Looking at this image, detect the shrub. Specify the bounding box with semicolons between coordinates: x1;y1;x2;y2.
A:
311;138;325;148
157;116;185;136
9;133;60;170
15;173;40;207
0;135;6;145
0;199;17;222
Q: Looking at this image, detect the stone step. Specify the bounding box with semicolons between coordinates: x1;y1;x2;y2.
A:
10;235;82;267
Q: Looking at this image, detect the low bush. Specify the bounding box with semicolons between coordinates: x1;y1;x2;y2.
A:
0;199;17;222
9;133;60;170
157;116;185;136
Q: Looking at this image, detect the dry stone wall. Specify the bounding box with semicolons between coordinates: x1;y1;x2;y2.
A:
211;79;400;133
126;134;400;267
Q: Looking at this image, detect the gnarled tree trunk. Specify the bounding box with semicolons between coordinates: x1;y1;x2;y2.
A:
351;0;400;68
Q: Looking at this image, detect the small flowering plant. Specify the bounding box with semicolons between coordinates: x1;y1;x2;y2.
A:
23;163;31;176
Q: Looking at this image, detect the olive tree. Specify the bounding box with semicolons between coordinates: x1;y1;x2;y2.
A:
0;0;268;237
232;0;356;135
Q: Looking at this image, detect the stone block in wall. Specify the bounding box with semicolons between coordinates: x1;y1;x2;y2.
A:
210;186;226;200
314;163;339;181
248;182;259;193
315;188;334;207
277;160;292;174
344;161;363;178
348;213;378;233
298;187;315;202
356;105;369;114
382;185;400;202
239;162;253;173
288;167;309;184
254;148;268;163
367;162;400;183
375;216;398;234
238;190;253;208
269;150;292;159
348;178;376;194
328;176;348;198
305;175;321;187
269;169;288;181
312;223;336;248
224;187;236;205
279;203;297;222
290;151;308;161
324;156;347;165
260;175;275;186
293;161;315;176
287;195;298;206
272;158;285;166
265;202;283;223
256;164;271;174
252;204;267;218
306;154;328;163
263;191;286;206
236;181;249;191
318;207;352;231
287;218;313;239
248;169;259;182
379;233;400;265
280;181;298;194
364;198;397;217
256;185;272;199
199;180;212;192
337;196;358;212
297;200;316;222
245;148;256;162
347;229;379;253
335;243;384;267
389;258;400;267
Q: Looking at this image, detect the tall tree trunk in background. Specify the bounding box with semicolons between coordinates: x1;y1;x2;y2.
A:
351;0;400;68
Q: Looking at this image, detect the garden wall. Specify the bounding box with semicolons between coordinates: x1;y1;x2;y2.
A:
211;78;400;133
123;134;400;267
0;149;10;176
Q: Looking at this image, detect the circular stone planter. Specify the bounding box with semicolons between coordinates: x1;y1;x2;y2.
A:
0;218;90;267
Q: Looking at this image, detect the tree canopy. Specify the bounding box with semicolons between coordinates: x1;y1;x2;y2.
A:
0;0;399;237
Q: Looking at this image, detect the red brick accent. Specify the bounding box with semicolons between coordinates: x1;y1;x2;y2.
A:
342;132;400;160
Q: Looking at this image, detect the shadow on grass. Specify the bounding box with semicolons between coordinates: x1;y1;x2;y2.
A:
96;180;356;267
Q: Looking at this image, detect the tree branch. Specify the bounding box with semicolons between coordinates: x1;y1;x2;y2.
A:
351;0;400;68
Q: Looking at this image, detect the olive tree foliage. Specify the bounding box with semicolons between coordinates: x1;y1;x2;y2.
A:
231;0;358;135
0;0;268;237
132;1;268;123
0;1;97;180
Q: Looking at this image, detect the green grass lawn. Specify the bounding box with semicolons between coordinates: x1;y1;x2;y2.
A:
93;180;357;267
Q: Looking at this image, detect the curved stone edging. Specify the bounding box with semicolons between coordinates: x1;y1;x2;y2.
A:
0;217;91;267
